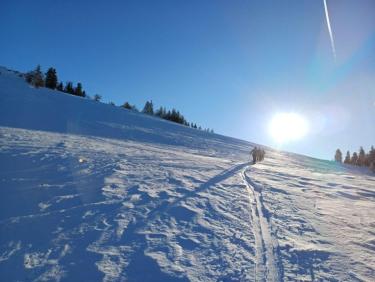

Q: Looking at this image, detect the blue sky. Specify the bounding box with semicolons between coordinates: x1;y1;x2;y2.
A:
1;0;374;159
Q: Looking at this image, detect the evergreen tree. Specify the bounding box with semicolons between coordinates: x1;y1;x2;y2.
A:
33;65;44;88
25;65;45;88
122;102;133;110
351;152;359;166
344;151;351;164
334;149;342;163
56;82;64;91
369;146;375;165
358;147;366;166
64;82;75;94
94;94;102;102
74;82;84;97
142;100;154;115
45;67;58;89
155;106;166;118
122;102;137;111
370;162;375;172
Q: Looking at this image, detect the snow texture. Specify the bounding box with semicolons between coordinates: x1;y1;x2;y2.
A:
0;66;374;281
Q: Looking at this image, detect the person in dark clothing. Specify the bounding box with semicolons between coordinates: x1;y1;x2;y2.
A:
250;147;265;164
250;147;258;164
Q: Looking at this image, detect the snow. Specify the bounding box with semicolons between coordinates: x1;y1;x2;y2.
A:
0;66;374;281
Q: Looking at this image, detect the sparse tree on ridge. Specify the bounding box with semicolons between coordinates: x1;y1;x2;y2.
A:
45;67;58;89
142;100;154;115
74;82;85;97
122;102;132;110
358;147;366;166
344;151;351;164
25;65;45;88
122;102;138;111
94;94;102;102
155;106;167;118
369;147;375;172
369;146;375;166
56;81;64;91
64;82;75;94
334;149;342;163
351;152;359;166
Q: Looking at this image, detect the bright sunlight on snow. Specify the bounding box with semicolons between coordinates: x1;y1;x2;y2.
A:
268;112;309;144
0;66;375;281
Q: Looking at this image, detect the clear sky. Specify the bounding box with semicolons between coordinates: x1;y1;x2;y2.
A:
1;0;374;159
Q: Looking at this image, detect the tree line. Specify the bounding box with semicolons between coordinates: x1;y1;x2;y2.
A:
24;65;214;132
335;146;375;172
26;65;86;97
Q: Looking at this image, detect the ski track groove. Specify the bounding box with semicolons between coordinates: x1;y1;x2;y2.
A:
241;168;282;282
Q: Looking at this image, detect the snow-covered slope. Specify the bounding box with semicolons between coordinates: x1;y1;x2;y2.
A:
0;66;374;281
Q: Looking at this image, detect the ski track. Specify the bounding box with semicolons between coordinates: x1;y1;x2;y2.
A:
241;168;282;282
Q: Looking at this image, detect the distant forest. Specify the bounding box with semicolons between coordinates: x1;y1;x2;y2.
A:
335;147;375;172
24;65;214;133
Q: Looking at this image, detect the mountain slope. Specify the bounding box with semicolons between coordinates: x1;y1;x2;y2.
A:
0;67;374;281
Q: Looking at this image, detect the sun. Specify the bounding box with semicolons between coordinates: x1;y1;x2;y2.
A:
268;112;309;144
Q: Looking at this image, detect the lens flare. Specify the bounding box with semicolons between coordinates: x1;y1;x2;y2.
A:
269;112;309;144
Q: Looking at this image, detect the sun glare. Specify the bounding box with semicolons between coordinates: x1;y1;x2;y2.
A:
269;112;309;144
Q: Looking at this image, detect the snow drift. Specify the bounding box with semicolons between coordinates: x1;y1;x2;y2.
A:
0;66;374;281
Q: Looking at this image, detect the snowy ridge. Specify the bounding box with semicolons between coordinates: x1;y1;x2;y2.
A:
0;66;374;281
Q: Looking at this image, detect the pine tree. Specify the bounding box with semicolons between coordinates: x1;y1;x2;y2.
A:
33;65;45;88
142;100;154;115
74;82;84;97
94;94;102;102
122;102;133;110
56;82;64;91
358;147;366;166
351;152;359;166
155;106;166;118
45;67;58;89
344;151;351;164
25;65;45;88
64;82;75;94
369;146;375;164
334;149;342;163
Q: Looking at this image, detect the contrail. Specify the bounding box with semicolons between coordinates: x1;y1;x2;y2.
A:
323;0;336;60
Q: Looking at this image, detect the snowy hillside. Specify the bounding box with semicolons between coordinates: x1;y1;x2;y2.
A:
0;66;374;281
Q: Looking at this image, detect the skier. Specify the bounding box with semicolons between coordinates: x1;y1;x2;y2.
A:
250;147;258;164
250;147;266;164
260;149;265;161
